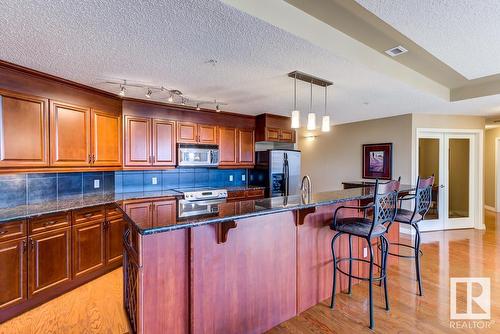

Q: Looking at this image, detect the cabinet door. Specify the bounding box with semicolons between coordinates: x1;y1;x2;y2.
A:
91;109;122;166
124;201;152;228
0;238;27;310
218;127;237;165
237;129;254;165
28;227;71;297
152;119;176;166
265;127;280;142
280;129;294;143
107;217;125;266
152;200;177;227
72;220;106;278
124;116;152;166
177;122;197;143
198;124;217;144
0;91;49;167
50;101;91;166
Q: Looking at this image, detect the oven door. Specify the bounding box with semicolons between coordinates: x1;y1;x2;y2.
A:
178;199;225;218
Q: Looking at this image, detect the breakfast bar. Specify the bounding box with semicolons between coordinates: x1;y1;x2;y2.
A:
120;186;409;334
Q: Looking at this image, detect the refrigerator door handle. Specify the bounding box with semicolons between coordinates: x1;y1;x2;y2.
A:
284;153;289;196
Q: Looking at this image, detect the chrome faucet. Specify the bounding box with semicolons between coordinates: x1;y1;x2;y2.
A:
301;175;312;201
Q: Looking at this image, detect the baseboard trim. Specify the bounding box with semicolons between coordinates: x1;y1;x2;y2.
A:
484;205;497;212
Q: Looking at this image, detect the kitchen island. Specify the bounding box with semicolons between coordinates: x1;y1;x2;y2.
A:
120;186;410;334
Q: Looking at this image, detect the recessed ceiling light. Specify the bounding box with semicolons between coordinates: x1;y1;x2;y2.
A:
385;45;408;57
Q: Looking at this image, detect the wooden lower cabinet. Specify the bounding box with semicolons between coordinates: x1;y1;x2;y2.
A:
28;227;72;297
0;238;27;310
0;205;126;323
72;220;106;278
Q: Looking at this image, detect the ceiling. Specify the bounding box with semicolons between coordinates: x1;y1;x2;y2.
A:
1;0;500;125
355;0;500;80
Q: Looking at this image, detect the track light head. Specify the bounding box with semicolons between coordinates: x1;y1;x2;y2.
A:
167;94;173;103
145;88;152;98
196;104;201;111
119;85;126;97
216;104;221;112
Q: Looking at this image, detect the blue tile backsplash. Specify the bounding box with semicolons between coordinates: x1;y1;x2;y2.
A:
0;168;248;209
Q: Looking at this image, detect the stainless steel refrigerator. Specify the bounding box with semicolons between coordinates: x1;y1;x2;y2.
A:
248;150;301;197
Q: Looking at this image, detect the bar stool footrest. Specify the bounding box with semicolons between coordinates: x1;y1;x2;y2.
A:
377;241;423;259
335;257;386;282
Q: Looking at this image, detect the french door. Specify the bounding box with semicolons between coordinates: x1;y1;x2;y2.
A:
416;131;477;231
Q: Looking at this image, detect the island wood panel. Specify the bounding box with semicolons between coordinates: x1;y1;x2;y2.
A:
152;119;176;166
124;116;151;166
0;90;49;167
296;202;360;313
139;229;189;334
49;101;91;167
91;109;122;166
191;211;297;334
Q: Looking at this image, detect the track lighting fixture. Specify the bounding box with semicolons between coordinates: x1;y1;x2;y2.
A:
145;88;152;98
321;85;330;132
307;81;316;130
291;73;300;129
119;85;126;97
216;104;221;112
167;94;173;103
196;104;201;111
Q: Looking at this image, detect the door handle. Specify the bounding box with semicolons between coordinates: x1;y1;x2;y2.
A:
88;154;92;163
92;154;96;164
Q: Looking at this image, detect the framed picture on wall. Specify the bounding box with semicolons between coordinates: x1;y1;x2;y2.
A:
362;143;393;180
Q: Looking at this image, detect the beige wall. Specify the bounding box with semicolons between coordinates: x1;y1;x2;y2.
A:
298;114;412;192
484;127;500;207
411;114;486;130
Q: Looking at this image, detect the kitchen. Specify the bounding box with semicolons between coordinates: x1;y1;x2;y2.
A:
1;1;500;333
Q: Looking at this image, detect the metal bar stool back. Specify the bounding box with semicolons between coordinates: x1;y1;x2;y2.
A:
330;178;400;329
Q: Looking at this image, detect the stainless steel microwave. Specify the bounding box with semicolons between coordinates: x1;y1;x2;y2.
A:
177;144;219;167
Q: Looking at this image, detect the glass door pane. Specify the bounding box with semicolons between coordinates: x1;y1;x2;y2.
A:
448;138;470;218
418;138;440;220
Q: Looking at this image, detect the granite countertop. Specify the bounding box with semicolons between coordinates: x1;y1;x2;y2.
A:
0;186;266;223
121;185;414;235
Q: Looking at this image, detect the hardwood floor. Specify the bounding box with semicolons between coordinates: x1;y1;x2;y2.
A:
1;211;499;334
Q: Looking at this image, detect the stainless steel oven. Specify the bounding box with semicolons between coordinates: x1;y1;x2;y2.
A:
177;188;228;219
178;144;219;167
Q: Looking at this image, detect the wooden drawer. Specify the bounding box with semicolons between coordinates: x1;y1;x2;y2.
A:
73;206;105;225
105;205;123;220
0;220;26;242
227;190;245;200
246;189;264;199
29;212;71;235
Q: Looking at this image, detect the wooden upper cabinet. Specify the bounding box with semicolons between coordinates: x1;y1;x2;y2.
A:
197;124;217;144
177;122;197;143
28;227;72;297
218;127;237;165
91;109;122;166
0;90;49;167
0;238;27;310
124;116;151;166
50;101;91;167
255;114;295;143
153;119;176;166
237;129;255;165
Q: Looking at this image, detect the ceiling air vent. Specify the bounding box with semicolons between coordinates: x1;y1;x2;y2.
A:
385;45;408;57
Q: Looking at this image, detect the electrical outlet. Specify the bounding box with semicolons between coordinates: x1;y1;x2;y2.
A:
241;174;246;181
229;175;234;182
152;177;158;185
94;179;100;189
363;247;368;258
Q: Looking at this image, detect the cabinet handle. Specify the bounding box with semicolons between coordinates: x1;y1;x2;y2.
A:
84;213;93;218
92;154;96;164
30;238;35;250
43;221;56;227
88;154;92;163
22;240;27;253
0;230;7;235
152;155;155;162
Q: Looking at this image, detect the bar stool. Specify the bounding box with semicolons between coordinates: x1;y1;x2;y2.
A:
385;175;434;296
330;178;400;329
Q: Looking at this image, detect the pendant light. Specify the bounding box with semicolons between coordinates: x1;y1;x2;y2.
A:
291;73;300;129
307;80;316;130
321;85;330;132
